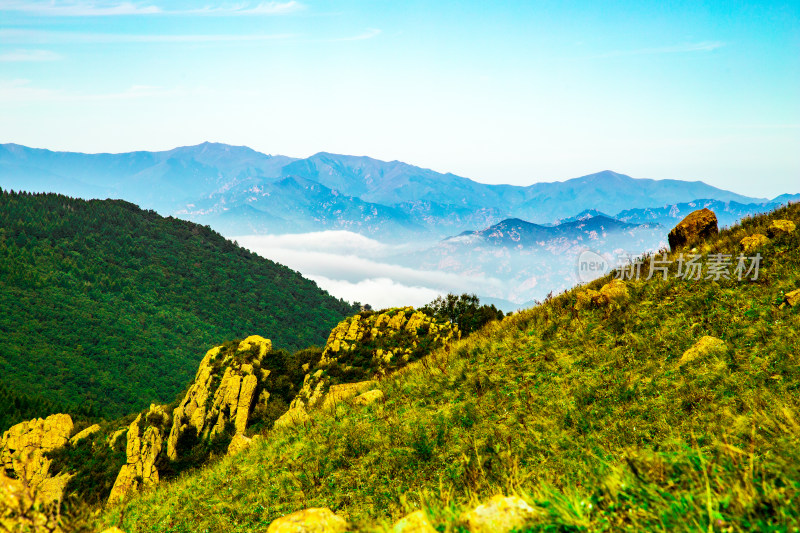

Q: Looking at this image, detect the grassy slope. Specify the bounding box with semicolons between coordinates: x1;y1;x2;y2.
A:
0;190;357;424
98;204;800;532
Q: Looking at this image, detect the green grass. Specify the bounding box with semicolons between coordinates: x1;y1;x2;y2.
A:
93;203;800;532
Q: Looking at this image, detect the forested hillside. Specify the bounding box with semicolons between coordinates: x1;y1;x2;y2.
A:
0;189;357;427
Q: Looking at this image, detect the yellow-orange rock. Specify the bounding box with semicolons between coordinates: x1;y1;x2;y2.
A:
266;507;348;533
680;336;727;364
321;381;376;411
354;389;384;406
393;510;437;533
108;406;165;506
766;219;796;238
783;288;800;308
668;208;718;251
740;234;770;252
69;424;101;446
460;495;539;533
0;413;73;501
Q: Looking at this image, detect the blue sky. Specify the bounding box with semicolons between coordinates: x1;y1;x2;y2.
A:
1;0;798;197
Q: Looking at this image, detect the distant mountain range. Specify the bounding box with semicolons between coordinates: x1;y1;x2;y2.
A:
2;142;794;240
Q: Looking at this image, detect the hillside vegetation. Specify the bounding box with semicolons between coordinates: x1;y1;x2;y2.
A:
0;189;357;425
96;202;800;532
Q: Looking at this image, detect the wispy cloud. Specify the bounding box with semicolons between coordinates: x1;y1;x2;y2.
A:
0;28;297;44
0;1;304;16
597;41;726;58
0;49;61;61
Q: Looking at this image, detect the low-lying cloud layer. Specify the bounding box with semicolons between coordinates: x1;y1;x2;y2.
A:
235;231;505;309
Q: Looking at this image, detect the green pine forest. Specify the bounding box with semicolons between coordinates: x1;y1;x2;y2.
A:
0;189;358;429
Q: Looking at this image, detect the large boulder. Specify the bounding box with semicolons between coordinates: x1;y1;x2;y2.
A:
266;507;348;533
69;424;101;446
782;288;800;308
668;208;718;251
460;495;539;533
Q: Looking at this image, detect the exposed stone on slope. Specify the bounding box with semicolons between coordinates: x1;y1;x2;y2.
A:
460;495;539;533
781;288;800;308
766;219;796;238
266;507;348;533
740;234;770;252
668;208;718;251
69;424;101;446
0;413;73;502
393;510;437;533
680;336;727;365
107;405;167;506
320;381;376;411
167;336;272;460
354;389;385;406
227;434;259;456
575;279;629;309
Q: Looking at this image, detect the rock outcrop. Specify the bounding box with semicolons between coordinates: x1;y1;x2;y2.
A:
266;507;348;533
167;336;272;461
0;413;73;504
668;208;718;251
107;405;167;506
460;495;539;533
740;234;770;252
276;309;457;428
781;288;800;308
354;389;384;406
227;434;261;456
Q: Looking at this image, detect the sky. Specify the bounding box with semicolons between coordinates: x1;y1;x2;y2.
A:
1;0;798;198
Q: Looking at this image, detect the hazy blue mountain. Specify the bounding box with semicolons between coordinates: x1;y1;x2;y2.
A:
1;142;789;240
613;197;800;229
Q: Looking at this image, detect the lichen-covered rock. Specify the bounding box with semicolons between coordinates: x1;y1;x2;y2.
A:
680;336;727;364
227;434;260;456
393;510;437;533
461;495;539;533
575;280;629;309
781;288;800;308
0;413;73;503
69;424;101;446
266;507;348;533
107;428;126;449
668;208;718;251
740;233;770;252
108;405;166;505
274;406;310;429
766;219;796;238
354;389;385;406
320;381;376;411
167;337;272;460
0;470;55;532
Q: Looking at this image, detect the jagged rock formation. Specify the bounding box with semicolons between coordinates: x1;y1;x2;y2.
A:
668;208;718;251
276;308;458;427
107;404;169;506
166;335;272;461
782;288;800;308
0;413;73;504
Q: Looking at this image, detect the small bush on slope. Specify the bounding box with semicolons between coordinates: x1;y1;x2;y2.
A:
96;203;800;532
